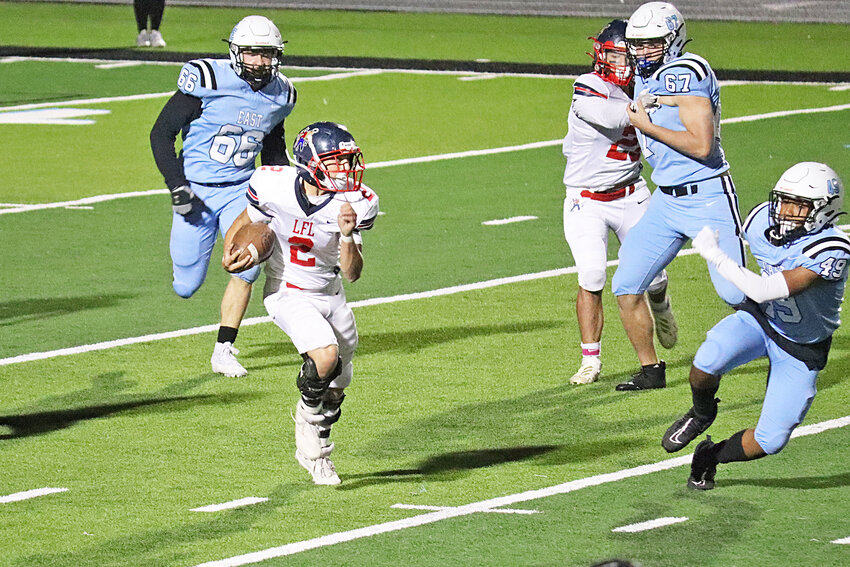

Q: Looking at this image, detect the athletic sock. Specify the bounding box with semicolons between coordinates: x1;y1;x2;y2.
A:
217;326;238;345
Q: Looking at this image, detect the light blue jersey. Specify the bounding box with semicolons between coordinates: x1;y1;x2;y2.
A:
743;203;850;343
634;53;728;187
177;59;296;185
692;206;849;454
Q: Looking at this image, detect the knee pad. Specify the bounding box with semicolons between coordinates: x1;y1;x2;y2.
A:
172;278;202;299
578;269;606;293
754;428;790;455
236;264;261;285
172;262;208;298
296;355;342;407
296;356;331;407
693;337;724;376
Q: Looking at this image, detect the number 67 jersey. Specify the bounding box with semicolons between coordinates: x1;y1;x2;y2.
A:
744;203;850;344
246;165;380;291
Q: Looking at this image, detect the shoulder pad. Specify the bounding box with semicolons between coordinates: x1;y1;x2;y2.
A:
743;202;769;234
802;233;850;259
653;54;711;83
573;73;609;99
178;59;218;95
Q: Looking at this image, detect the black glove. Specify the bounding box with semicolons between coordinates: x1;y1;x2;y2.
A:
170;184;195;216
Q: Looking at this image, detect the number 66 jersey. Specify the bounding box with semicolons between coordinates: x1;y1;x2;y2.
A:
246;165;380;291
744;203;850;344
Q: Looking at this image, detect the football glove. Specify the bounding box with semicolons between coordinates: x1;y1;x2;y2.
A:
170;184;195;216
692;226;725;266
636;89;659;110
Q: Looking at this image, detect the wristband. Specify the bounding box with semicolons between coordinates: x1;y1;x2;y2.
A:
340;234;354;243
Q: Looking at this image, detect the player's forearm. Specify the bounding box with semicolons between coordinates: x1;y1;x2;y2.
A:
339;242;363;282
639;122;714;160
708;253;790;303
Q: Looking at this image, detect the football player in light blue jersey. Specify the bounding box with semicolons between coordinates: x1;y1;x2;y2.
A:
150;15;296;377
610;2;746;391
661;163;848;490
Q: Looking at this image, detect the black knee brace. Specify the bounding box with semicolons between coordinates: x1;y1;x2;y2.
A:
296;355;342;408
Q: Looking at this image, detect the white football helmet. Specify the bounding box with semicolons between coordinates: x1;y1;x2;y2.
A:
768;162;844;245
227;15;285;89
626;2;687;78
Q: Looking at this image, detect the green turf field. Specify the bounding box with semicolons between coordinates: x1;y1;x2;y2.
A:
1;4;850;567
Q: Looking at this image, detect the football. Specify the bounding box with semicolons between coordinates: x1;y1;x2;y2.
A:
232;221;275;265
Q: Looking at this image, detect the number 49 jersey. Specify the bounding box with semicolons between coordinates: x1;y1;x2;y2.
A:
177;59;296;185
744;203;850;344
246;166;380;291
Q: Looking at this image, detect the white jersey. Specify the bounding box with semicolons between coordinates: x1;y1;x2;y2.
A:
246;165;379;291
562;72;642;191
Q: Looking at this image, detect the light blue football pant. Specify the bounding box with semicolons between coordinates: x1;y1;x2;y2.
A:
169;179;260;298
693;310;819;455
612;174;746;305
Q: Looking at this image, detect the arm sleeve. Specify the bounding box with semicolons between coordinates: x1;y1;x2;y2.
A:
572;95;629;130
150;91;202;189
261;121;289;166
712;254;790;303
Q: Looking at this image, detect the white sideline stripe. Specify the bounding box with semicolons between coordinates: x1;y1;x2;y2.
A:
391;503;539;514
7;223;850;367
612;516;688;533
482;215;538;225
832;536;850;544
0;250;704;367
0;188;167;216
191;497;269;512
192;413;850;567
0;487;68;504
5;101;849;216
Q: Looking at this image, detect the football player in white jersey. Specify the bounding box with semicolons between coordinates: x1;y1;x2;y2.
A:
661;163;847;490
562;20;677;385
223;122;379;485
150;16;296;378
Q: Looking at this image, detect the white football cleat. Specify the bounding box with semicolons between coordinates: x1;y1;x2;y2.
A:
136;29;150;47
149;29;167;48
651;297;679;349
294;400;329;460
296;448;341;485
211;341;247;377
570;357;601;385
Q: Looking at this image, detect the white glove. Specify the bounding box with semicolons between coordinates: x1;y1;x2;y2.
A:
692;226;727;266
170;184;196;216
636;89;659;110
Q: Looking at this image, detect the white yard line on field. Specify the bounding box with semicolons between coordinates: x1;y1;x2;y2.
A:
191;497;269;513
2;101;848;216
482;215;538;225
0;487;68;504
3;220;848;367
192;415;850;567
391;503;539;514
0;251;701;367
612;516;689;533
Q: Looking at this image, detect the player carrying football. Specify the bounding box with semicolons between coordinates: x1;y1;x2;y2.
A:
223;122;379;485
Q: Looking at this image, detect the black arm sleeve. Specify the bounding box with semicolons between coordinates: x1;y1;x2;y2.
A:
150;91;202;189
261;120;289;166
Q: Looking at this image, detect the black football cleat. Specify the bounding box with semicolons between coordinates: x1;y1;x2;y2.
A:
615;361;666;391
687;436;718;490
662;400;718;453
